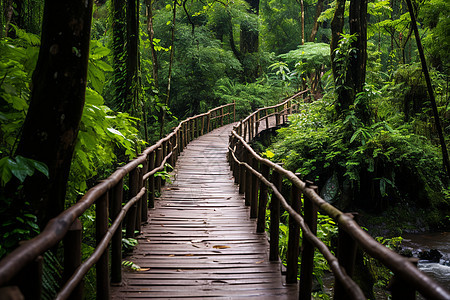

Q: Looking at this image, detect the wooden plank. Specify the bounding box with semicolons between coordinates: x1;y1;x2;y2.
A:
111;124;295;299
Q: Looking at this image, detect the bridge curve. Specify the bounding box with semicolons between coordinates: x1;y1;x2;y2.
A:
112;124;296;299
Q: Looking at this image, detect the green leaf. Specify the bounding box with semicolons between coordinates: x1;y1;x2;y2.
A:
29;159;49;178
0;157;13;186
95;60;113;72
107;127;126;139
12;156;35;182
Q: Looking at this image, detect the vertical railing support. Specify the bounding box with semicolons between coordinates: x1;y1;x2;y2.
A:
333;213;358;300
244;150;252;207
221;107;224;126
155;147;162;195
250;157;259;219
269;170;282;261
239;144;246;195
96;192;109;300
126;169;139;238
141;158;149;223
256;164;270;233
286;174;301;284
148;151;155;209
388;258;419;300
111;179;123;285
14;255;43;300
64;218;83;299
233;140;240;184
299;181;318;300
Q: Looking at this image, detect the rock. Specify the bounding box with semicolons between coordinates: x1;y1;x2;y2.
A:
419;249;443;263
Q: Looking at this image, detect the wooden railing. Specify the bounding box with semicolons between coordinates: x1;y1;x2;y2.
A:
0;103;235;300
228;92;450;300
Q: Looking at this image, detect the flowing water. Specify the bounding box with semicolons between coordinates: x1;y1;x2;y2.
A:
401;232;450;290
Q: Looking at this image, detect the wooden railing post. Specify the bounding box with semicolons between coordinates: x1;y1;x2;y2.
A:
182;122;187;149
299;182;318;300
255;113;259;136
141;158;149;223
233;101;236;122
265;110;269;130
333;213;358;300
275;109;280;126
243;122;248;142
221;107;224;126
286;174;301;284
201;115;205;135
135;166;143;231
256;164;270;233
250;157;259;219
155;147;162;195
13;255;43;300
238;144;246;195
126;169;139;238
96;192;109;300
190;119;194;141
233;139;240;184
111;178;123;285
244;150;252;207
269;169;282;261
148;151;155;208
64;218;83;299
389;258;419;300
207;113;211;133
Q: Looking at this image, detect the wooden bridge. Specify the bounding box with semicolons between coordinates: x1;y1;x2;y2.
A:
0;91;449;300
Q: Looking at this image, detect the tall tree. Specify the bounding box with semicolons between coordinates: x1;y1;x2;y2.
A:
126;0;139;115
309;0;324;42
14;0;94;227
111;0;127;110
330;0;368;117
240;0;259;81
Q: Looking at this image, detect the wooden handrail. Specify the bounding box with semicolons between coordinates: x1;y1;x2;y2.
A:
227;91;450;300
0;102;236;299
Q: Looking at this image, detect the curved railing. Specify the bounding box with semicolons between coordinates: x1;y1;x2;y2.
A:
0;103;235;300
228;92;450;300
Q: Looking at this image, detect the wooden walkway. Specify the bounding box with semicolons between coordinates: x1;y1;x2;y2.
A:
111;123;296;299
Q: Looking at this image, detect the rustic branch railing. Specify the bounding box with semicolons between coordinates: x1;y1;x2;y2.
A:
0;102;235;300
228;91;450;300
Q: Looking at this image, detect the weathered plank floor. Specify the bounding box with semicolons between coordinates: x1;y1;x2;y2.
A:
111;123;296;299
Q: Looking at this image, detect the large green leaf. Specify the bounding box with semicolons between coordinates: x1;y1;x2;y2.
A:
12;156;35;182
0;157;13;186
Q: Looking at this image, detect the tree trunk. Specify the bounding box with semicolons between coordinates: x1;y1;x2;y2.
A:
330;0;345;80
309;0;324;42
348;0;368;94
159;0;176;138
126;0;139;115
15;0;93;227
112;0;127;110
405;0;450;178
300;0;304;45
146;0;159;90
240;0;259;81
331;0;368;117
330;0;347;112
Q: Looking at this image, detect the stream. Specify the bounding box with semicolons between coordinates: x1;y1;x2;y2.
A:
401;232;450;291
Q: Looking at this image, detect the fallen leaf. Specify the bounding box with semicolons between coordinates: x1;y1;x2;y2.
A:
255;260;264;264
168;254;175;257
137;268;150;271
185;254;194;256
213;245;230;249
